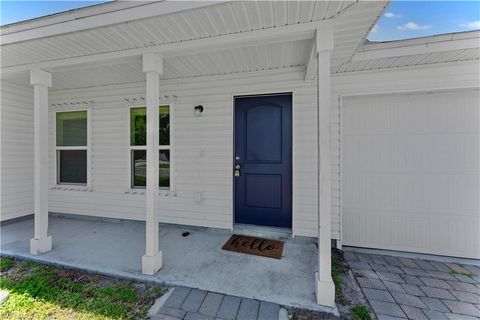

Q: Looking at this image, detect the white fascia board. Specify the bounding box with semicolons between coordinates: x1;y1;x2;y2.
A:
1;1;139;34
2;20;327;76
1;1;226;45
352;37;480;62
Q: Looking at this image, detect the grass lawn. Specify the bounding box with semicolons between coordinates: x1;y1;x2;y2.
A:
0;256;166;320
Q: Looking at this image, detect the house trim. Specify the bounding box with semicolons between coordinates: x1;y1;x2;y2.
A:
337;94;344;249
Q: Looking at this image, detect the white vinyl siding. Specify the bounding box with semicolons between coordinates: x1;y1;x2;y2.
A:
0;81;34;221
1;60;477;249
45;70;333;236
342;89;479;258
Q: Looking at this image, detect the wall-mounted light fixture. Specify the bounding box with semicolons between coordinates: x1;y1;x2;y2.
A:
194;105;204;116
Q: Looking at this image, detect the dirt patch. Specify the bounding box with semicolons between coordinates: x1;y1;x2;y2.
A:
55;268;112;285
289;249;374;320
290;309;338;320
332;249;349;305
333;249;375;320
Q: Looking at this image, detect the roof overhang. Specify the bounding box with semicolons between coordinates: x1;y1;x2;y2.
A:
353;30;480;61
1;20;325;76
335;30;480;73
1;1;389;86
0;1;224;45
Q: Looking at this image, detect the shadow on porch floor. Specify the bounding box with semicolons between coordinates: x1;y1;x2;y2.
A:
0;215;333;312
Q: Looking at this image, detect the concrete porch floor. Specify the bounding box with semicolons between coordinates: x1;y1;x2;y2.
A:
0;215;333;313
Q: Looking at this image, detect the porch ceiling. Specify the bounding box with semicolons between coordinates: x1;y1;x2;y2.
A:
4;29;478;90
4;38;312;90
1;1;388;84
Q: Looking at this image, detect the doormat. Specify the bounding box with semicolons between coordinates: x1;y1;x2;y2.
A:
222;234;284;259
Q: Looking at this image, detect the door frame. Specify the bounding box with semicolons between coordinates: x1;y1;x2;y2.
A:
231;91;295;230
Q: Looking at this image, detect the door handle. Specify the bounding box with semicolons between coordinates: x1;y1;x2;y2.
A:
234;164;241;177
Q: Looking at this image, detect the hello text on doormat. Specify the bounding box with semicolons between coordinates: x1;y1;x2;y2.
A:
222;234;284;259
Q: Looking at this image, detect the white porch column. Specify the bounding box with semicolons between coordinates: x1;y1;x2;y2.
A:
142;53;163;275
30;69;52;255
314;26;335;307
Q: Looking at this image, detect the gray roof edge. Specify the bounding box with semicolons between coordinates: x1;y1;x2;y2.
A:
362;30;480;51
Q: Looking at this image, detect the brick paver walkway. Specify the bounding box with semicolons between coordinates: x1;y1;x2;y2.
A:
345;251;480;320
151;287;282;320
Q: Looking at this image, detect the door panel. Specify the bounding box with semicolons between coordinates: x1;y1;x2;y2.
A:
245;105;282;162
234;94;292;228
245;174;282;209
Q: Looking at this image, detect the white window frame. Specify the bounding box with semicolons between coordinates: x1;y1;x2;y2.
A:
128;102;175;192
54;106;92;188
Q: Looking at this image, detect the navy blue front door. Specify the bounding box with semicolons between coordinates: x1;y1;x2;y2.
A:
234;94;292;228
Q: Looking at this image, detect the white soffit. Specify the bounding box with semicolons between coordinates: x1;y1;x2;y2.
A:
0;1;387;76
0;1;224;43
336;30;480;73
4;39;310;90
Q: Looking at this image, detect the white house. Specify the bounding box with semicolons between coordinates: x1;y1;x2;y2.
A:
1;1;479;308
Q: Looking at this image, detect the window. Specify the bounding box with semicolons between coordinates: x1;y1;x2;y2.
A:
130;106;171;189
56;110;89;185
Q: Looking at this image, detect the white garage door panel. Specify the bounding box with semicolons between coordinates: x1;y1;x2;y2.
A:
342;89;479;258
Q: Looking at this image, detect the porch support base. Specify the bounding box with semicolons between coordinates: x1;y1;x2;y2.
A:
30;236;52;255
314;272;335;307
142;252;163;275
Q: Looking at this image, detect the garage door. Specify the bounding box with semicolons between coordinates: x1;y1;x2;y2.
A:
342;89;479;258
